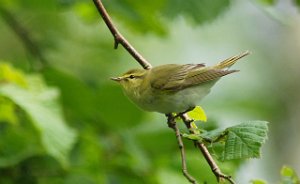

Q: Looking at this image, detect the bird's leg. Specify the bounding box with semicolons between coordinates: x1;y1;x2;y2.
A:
166;113;176;128
182;106;196;114
174;106;195;119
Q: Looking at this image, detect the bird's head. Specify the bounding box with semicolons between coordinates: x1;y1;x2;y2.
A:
111;68;148;92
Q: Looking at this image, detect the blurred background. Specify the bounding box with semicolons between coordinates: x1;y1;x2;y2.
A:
0;0;300;183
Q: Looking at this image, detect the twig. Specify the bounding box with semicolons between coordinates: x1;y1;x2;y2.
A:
92;0;152;70
92;1;236;183
166;114;198;184
180;114;235;184
0;6;47;69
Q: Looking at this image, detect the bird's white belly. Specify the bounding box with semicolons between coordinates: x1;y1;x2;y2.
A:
135;84;213;114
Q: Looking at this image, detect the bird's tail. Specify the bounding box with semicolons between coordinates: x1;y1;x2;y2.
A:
214;51;250;69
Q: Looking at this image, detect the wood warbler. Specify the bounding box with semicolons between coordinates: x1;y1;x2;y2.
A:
111;51;249;114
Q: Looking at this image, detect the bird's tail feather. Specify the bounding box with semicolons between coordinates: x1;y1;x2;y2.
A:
214;51;250;69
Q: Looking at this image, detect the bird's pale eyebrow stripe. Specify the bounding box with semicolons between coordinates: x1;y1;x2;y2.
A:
124;74;145;79
123;69;141;75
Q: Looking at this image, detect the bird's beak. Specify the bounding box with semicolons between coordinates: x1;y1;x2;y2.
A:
110;77;122;82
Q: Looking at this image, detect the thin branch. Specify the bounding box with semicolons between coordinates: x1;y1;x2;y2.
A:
180;114;235;184
166;114;198;184
92;1;237;183
0;6;47;69
92;0;152;70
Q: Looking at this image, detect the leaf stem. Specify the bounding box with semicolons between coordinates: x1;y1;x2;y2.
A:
202;130;229;144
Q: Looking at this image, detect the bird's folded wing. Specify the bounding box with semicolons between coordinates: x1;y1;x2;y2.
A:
150;64;204;91
182;69;238;88
150;64;238;91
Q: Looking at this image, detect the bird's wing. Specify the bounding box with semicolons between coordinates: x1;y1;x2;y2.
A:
150;64;205;91
150;52;248;91
182;68;238;88
150;64;238;91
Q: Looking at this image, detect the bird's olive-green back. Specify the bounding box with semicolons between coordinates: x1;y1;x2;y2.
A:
149;64;237;91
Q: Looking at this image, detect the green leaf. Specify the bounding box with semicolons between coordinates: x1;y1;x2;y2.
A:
0;97;18;125
182;133;202;141
255;0;276;5
0;118;42;167
294;0;300;7
68;127;106;184
251;179;268;184
105;0;167;35
201;129;224;141
72;0;233;35
222;121;268;161
280;166;300;184
187;106;207;122
0;62;27;87
163;0;230;25
0;79;77;167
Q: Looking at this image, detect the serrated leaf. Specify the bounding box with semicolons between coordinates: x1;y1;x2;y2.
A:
187;106;207;122
201;129;222;139
222;121;268;161
201;129;227;143
0;82;77;168
280;166;300;184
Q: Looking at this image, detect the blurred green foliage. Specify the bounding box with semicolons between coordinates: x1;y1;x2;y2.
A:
0;0;300;184
251;166;300;184
255;0;276;5
280;166;300;184
294;0;300;7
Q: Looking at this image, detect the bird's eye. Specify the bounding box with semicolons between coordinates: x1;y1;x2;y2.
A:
129;75;135;79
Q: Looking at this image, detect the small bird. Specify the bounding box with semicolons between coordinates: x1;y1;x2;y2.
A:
111;51;249;114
